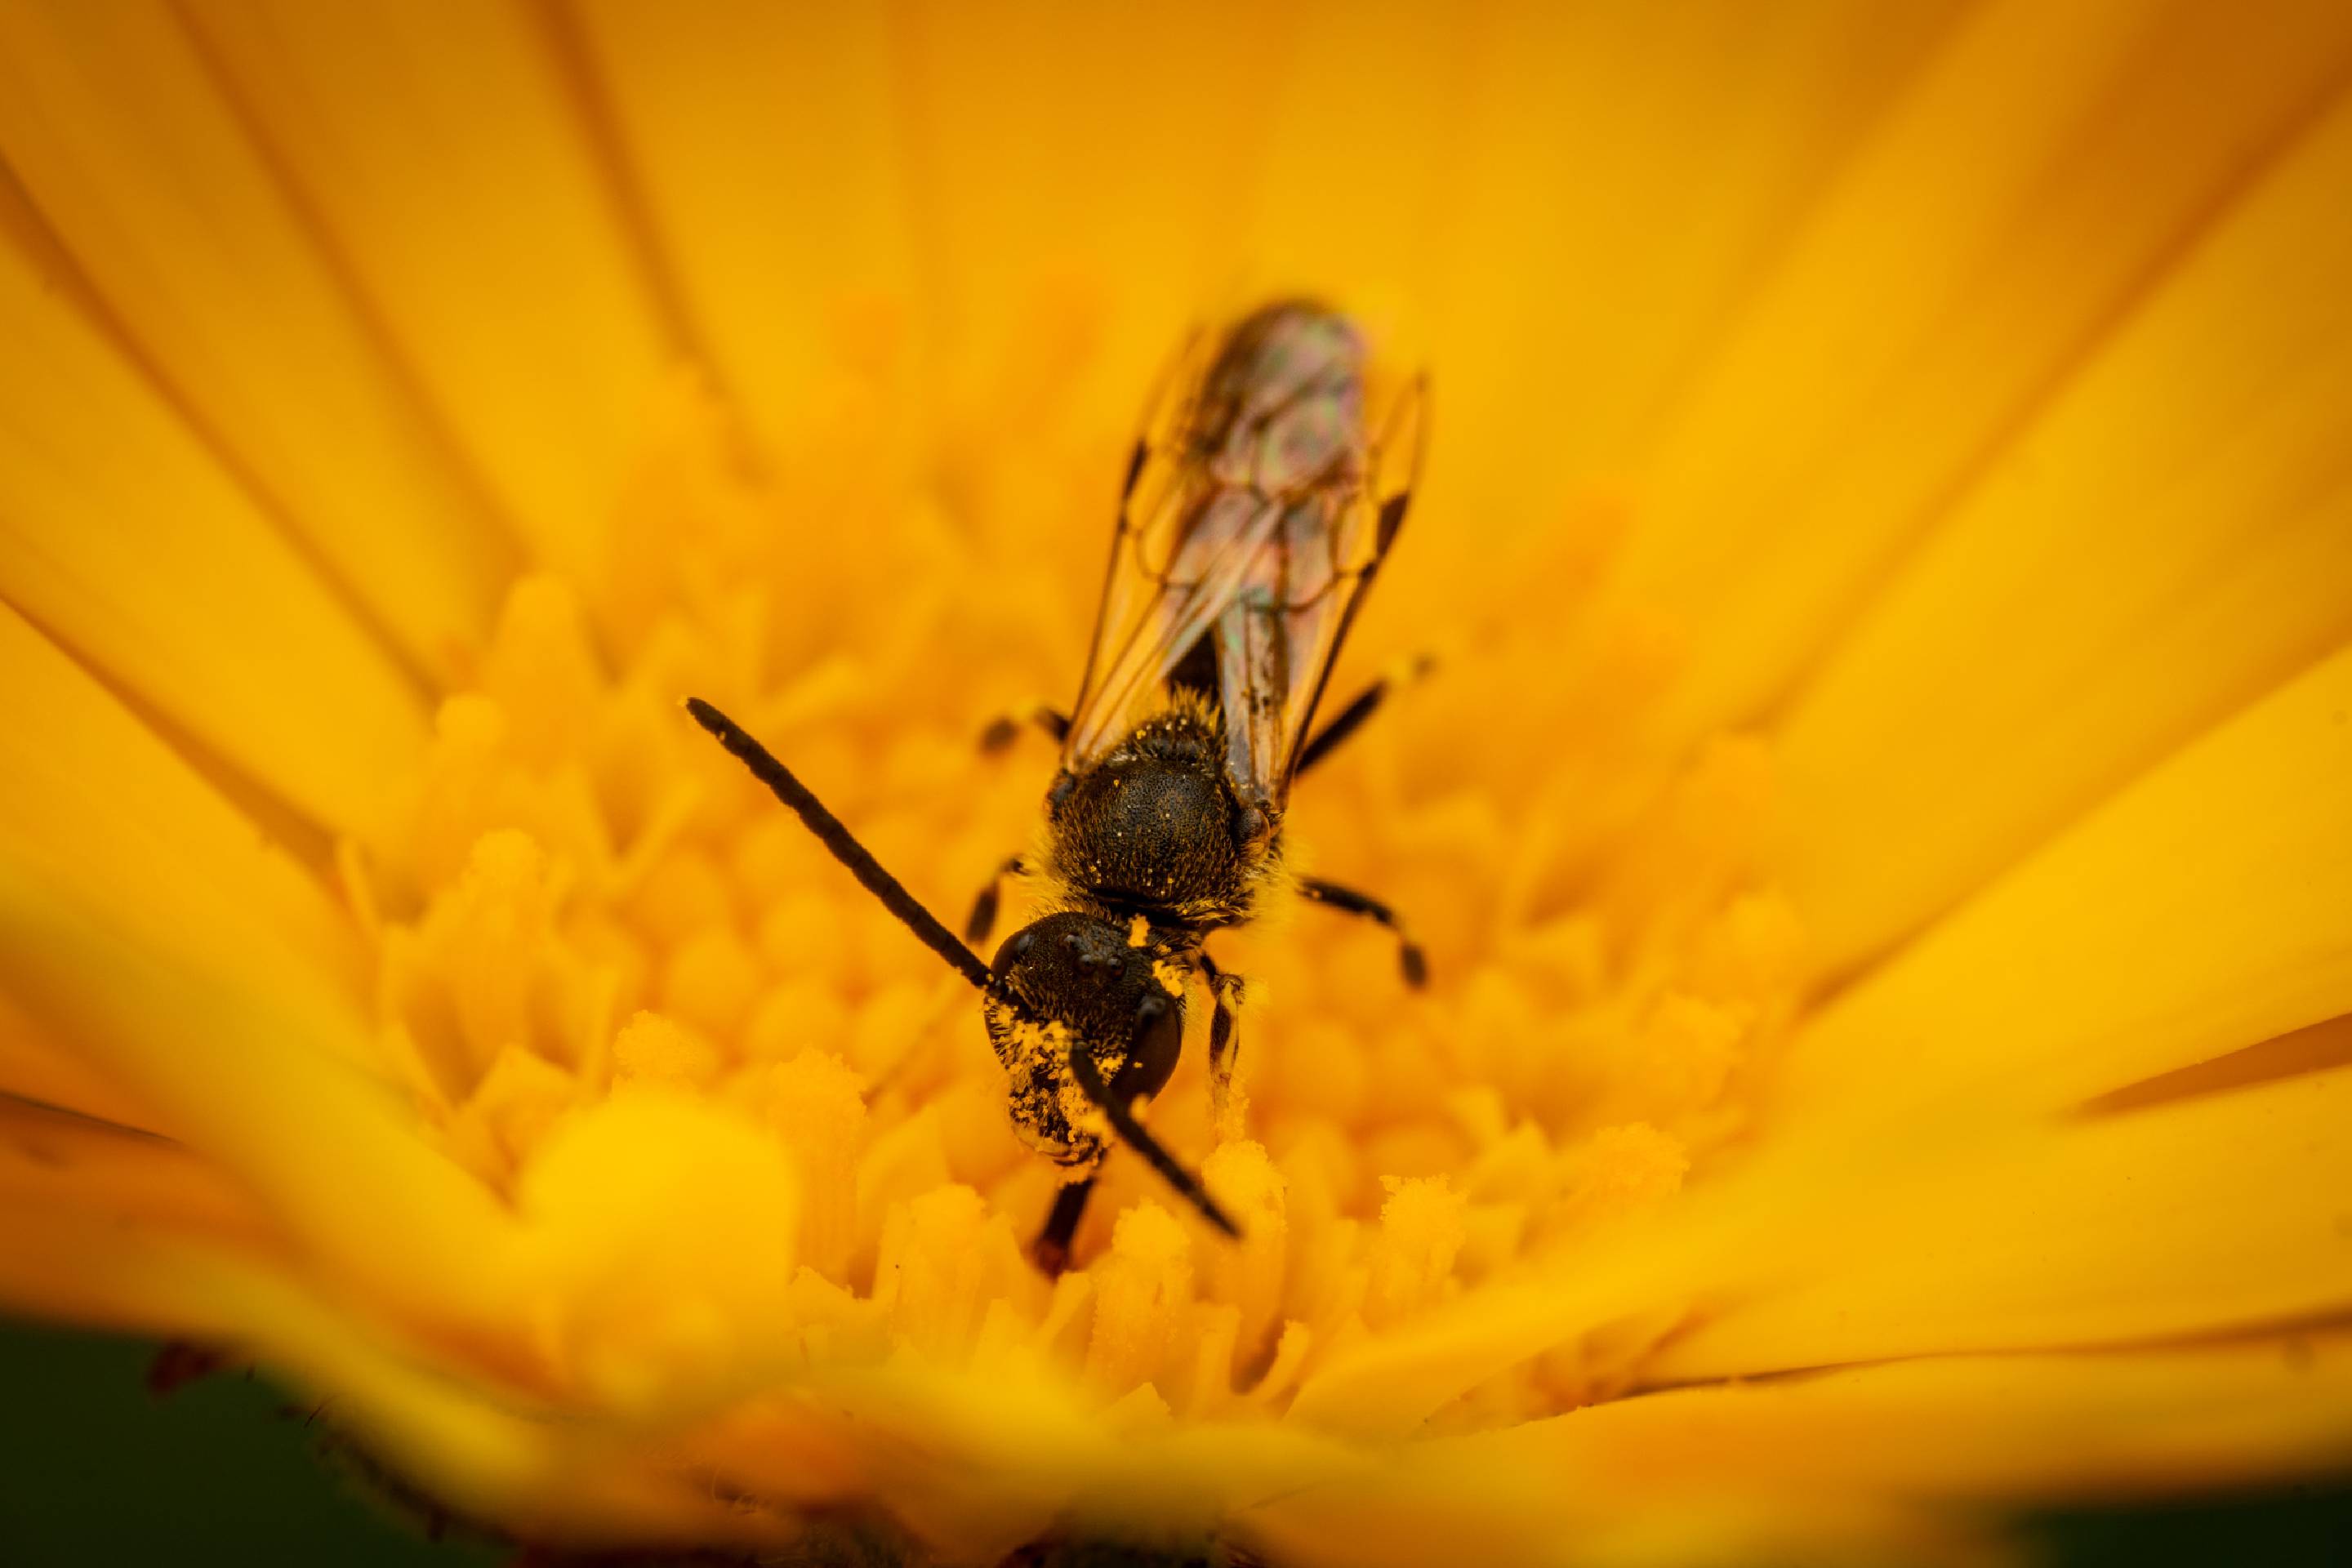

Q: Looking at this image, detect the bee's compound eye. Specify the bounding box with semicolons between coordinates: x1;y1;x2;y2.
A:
988;923;1044;982
1125;985;1184;1102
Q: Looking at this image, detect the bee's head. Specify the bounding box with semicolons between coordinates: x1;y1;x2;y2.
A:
981;911;1183;1108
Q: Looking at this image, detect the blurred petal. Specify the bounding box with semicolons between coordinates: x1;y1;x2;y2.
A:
0;1209;751;1543
2;2;2345;1554
1294;674;2352;1435
1619;0;2352;739
1423;0;1968;546
1779;86;2352;972
179;0;675;580
566;2;912;458
1288;1209;1713;1439
0;234;427;835
0;602;365;1040
0;0;513;683
1783;639;2352;1138
1464;1334;2352;1503
1290;1039;2352;1452
1203;621;2352;1434
0;1097;267;1245
0;604;519;1321
0;985;154;1126
0;1204;281;1339
1219;0;1476;318
1256;1335;2352;1568
514;1091;803;1415
1655;1063;2352;1378
840;1378;1387;1561
892;0;1329;396
0;883;526;1327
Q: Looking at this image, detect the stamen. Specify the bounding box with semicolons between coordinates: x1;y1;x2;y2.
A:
359;310;1809;1436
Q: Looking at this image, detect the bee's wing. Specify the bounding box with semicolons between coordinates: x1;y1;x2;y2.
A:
1061;323;1233;768
1062;357;1424;814
1058;430;1284;772
1215;370;1423;813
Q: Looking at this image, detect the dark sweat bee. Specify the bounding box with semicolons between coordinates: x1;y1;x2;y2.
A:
691;300;1427;1272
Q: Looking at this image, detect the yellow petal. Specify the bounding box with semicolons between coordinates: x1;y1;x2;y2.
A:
0;983;153;1127
0;611;519;1318
0;0;512;683
890;0;1308;410
1197;0;1465;318
179;0;675;581
804;1356;1111;1559
0;1209;754;1544
0;887;526;1327
1779;86;2352;971
565;1;915;459
0;601;368;1048
1257;1335;2352;1568
0;1202;277;1340
0;238;426;836
1136;581;2352;1447
1782;639;2352;1138
1420;0;1967;547
0;1096;266;1248
1446;1333;2352;1504
1290;1020;2352;1435
515;1090;803;1414
1619;0;2352;742
5;7;2345;1556
1655;1064;2352;1379
782;1356;1365;1559
1286;1212;1704;1440
2084;1009;2352;1116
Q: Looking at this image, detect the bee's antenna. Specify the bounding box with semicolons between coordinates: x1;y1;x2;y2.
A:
685;698;995;993
1066;1039;1240;1237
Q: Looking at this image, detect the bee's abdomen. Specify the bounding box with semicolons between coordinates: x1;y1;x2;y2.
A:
1195;301;1364;494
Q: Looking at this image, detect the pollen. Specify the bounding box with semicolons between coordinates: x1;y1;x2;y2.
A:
7;4;2346;1560
611;1010;723;1092
1085;1200;1197;1391
354;336;1812;1436
235;290;1817;1542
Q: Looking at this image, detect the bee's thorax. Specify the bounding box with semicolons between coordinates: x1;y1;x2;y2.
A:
1042;703;1274;932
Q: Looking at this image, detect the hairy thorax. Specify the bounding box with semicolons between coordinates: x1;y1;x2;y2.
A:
1044;701;1275;933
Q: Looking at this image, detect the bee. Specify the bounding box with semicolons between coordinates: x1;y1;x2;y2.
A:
690;300;1427;1272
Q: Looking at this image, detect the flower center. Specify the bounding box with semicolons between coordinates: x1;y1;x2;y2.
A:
349;305;1808;1422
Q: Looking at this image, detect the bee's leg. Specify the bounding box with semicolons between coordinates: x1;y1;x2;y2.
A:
1296;875;1428;987
1067;1037;1239;1239
1294;653;1437;776
1032;1004;1183;1272
1033;1176;1097;1277
1199;951;1247;1122
964;854;1027;945
978;702;1071;755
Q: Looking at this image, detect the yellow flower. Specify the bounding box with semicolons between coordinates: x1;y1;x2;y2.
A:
3;2;2350;1564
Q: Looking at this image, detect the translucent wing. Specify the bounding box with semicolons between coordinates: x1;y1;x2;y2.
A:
1214;362;1423;815
1062;304;1423;819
